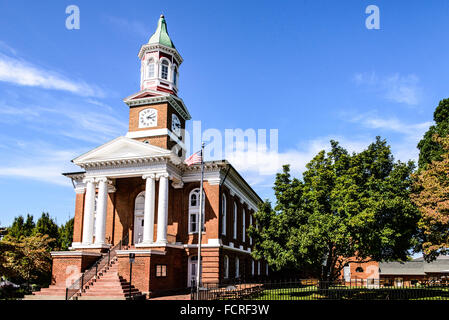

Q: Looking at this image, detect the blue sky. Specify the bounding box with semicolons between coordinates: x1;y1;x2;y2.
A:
0;0;449;227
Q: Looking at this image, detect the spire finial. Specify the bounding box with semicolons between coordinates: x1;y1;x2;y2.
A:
160;14;164;18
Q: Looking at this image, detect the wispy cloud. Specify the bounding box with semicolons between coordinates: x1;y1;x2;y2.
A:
350;113;432;140
105;16;150;38
0;138;81;186
0;51;104;97
353;72;422;106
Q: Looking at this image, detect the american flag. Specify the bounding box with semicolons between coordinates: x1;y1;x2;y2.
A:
184;150;202;166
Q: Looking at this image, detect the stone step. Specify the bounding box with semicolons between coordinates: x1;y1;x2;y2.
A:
77;296;127;300
23;295;66;300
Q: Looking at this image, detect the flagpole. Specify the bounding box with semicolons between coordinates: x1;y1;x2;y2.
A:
196;142;205;297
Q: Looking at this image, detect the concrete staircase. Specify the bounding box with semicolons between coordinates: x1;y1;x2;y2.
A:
24;256;144;300
23;283;67;300
75;258;144;300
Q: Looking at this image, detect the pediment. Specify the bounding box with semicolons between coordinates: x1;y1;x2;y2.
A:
73;136;173;165
124;89;167;102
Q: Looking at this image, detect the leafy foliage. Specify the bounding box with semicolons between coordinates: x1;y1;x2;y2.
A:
411;135;449;260
417;98;449;170
1;234;54;286
249;137;420;280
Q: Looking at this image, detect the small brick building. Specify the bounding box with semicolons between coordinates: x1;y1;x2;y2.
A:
51;15;266;298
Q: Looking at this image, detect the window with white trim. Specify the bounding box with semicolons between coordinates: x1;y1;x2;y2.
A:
173;66;177;86
233;202;237;239
235;257;240;278
161;59;169;80
147;58;155;78
224;255;229;279
189;188;205;233
221;194;226;235
242;209;246;242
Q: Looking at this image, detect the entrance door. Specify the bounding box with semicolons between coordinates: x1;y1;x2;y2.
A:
188;256;202;287
134;215;144;244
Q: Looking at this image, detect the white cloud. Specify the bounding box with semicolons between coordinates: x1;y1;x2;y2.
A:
0;52;104;97
0;139;81;186
225;136;370;189
353;72;422;106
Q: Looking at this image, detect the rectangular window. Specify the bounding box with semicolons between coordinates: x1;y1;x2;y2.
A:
161;65;168;80
156;265;167;277
189;212;205;233
190;213;197;233
147;64;154;78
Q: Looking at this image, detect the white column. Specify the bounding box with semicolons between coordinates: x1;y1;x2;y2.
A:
82;178;96;245
156;173;169;244
142;174;156;244
94;178;108;245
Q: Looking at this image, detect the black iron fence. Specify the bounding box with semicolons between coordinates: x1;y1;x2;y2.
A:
191;278;449;300
65;235;128;300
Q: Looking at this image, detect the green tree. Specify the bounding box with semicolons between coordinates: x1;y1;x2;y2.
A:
58;218;74;250
417;98;449;170
7;214;34;239
33;212;59;250
2;234;54;286
249;137;420;281
412;135;449;261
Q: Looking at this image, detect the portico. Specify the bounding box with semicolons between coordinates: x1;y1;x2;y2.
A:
69;136;184;250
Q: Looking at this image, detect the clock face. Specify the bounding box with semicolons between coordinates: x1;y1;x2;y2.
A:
171;114;181;137
139;108;157;128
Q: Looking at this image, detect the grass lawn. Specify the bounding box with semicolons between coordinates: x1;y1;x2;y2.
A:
250;285;449;300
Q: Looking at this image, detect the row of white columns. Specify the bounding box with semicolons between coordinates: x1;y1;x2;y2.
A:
81;173;170;246
142;173;169;245
82;177;110;245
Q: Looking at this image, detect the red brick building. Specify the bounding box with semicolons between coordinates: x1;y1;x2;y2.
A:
48;15;266;298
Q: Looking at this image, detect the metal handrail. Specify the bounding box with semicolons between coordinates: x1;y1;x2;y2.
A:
65;235;129;300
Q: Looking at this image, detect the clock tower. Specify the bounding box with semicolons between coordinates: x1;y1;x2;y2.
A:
123;15;191;158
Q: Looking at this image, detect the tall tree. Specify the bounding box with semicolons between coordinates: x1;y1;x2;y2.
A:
33;212;59;249
411;135;449;260
58;218;74;250
417;98;449;170
8;214;34;239
249;137;420;281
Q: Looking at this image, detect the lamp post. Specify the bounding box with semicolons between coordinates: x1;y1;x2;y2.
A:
129;253;135;299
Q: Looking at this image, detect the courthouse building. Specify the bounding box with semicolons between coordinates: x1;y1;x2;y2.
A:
41;15;266;299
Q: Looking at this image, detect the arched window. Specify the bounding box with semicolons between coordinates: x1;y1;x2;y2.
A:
147;58;155;78
224;255;229;279
242;209;246;242
173;66;178;86
161;59;169;80
355;267;364;273
189;188;205;233
233;202;237;239
235;257;240;278
133;192;145;244
221;194;226;235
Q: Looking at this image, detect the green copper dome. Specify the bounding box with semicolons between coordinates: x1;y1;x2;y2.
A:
148;15;175;49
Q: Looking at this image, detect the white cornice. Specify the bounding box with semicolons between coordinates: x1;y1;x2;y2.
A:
138;43;183;65
124;94;191;121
